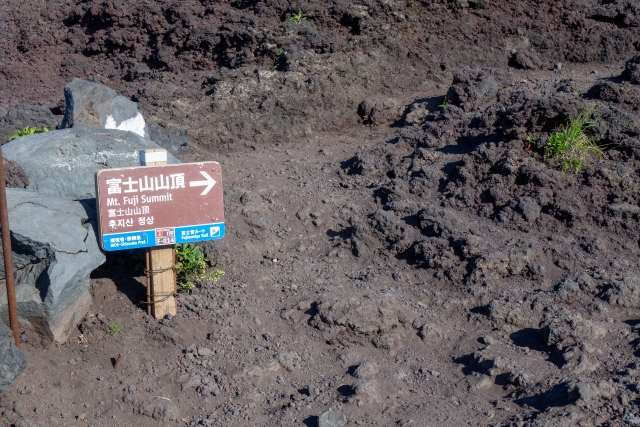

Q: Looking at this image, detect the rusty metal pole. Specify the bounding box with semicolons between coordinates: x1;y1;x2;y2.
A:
0;147;19;347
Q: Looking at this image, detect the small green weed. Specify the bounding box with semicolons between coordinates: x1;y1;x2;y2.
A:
543;104;604;173
211;269;225;282
8;126;51;141
180;280;196;294
438;101;450;108
285;11;306;22
175;243;209;293
105;321;123;336
525;135;536;149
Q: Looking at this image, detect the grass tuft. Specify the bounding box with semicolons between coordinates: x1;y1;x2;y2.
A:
543;104;604;173
285;11;306;22
105;321;123;336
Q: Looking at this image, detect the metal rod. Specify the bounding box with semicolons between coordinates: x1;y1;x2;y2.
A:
0;146;19;347
145;248;151;316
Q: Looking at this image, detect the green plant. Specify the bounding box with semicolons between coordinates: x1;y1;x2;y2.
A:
211;269;225;282
175;243;209;293
285;11;306;22
105;321;123;336
543;104;604;173
525;135;536;149
8;126;51;141
438;101;450;108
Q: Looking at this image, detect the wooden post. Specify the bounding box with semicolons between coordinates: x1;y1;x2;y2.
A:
142;149;177;320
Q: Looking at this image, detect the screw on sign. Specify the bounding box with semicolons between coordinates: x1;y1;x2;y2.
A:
95;162;225;251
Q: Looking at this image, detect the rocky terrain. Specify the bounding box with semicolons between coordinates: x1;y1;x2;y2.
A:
1;0;640;426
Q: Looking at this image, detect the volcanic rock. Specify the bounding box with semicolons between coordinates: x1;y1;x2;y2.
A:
2;128;179;200
0;189;105;342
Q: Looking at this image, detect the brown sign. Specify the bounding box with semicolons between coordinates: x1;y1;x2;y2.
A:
96;162;224;251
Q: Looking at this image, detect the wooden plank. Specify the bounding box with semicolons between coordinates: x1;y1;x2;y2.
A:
143;149;177;320
149;244;177;319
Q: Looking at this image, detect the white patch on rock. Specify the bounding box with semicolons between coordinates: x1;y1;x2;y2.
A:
105;113;146;138
50;151;139;171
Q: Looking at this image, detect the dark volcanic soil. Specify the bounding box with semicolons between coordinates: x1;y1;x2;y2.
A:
3;1;640;427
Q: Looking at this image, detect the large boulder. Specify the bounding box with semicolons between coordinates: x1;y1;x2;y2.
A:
445;68;513;112
0;105;58;144
61;78;149;138
0;189;105;342
0;321;27;392
2;128;179;200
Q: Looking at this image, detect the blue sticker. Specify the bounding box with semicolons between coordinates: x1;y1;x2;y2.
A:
102;223;225;251
102;230;156;251
175;223;226;244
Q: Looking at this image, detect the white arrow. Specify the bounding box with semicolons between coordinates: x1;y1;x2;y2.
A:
189;171;217;195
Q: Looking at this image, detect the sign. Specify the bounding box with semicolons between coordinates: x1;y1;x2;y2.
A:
96;162;225;251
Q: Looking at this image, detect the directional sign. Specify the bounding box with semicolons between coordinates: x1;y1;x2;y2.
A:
95;162;224;251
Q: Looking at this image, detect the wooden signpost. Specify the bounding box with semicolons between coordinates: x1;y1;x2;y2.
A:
95;150;225;319
142;150;175;319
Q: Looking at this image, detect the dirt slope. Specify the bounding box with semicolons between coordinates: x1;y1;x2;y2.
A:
2;1;640;427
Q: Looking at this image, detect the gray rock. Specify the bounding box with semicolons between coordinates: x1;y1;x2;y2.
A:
510;50;544;70
623;412;640;426
61;78;148;138
481;335;496;346
353;361;378;379
0;189;105;342
418;202;458;236
276;351;301;371
545;313;607;350
604;277;640;307
147;125;191;157
135;401;179;421
403;100;430;126
0;321;27;392
372;333;395;349
506;371;529;387
623;55;640;84
351;379;379;404
445;68;513;111
517;196;541;222
357;97;401;124
3;128;179;200
318;408;347;427
567;381;616;405
154;326;180;344
197;346;213;357
310;295;403;341
0;105;58;145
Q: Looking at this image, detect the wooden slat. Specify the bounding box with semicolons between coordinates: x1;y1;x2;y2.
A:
150;245;176;319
